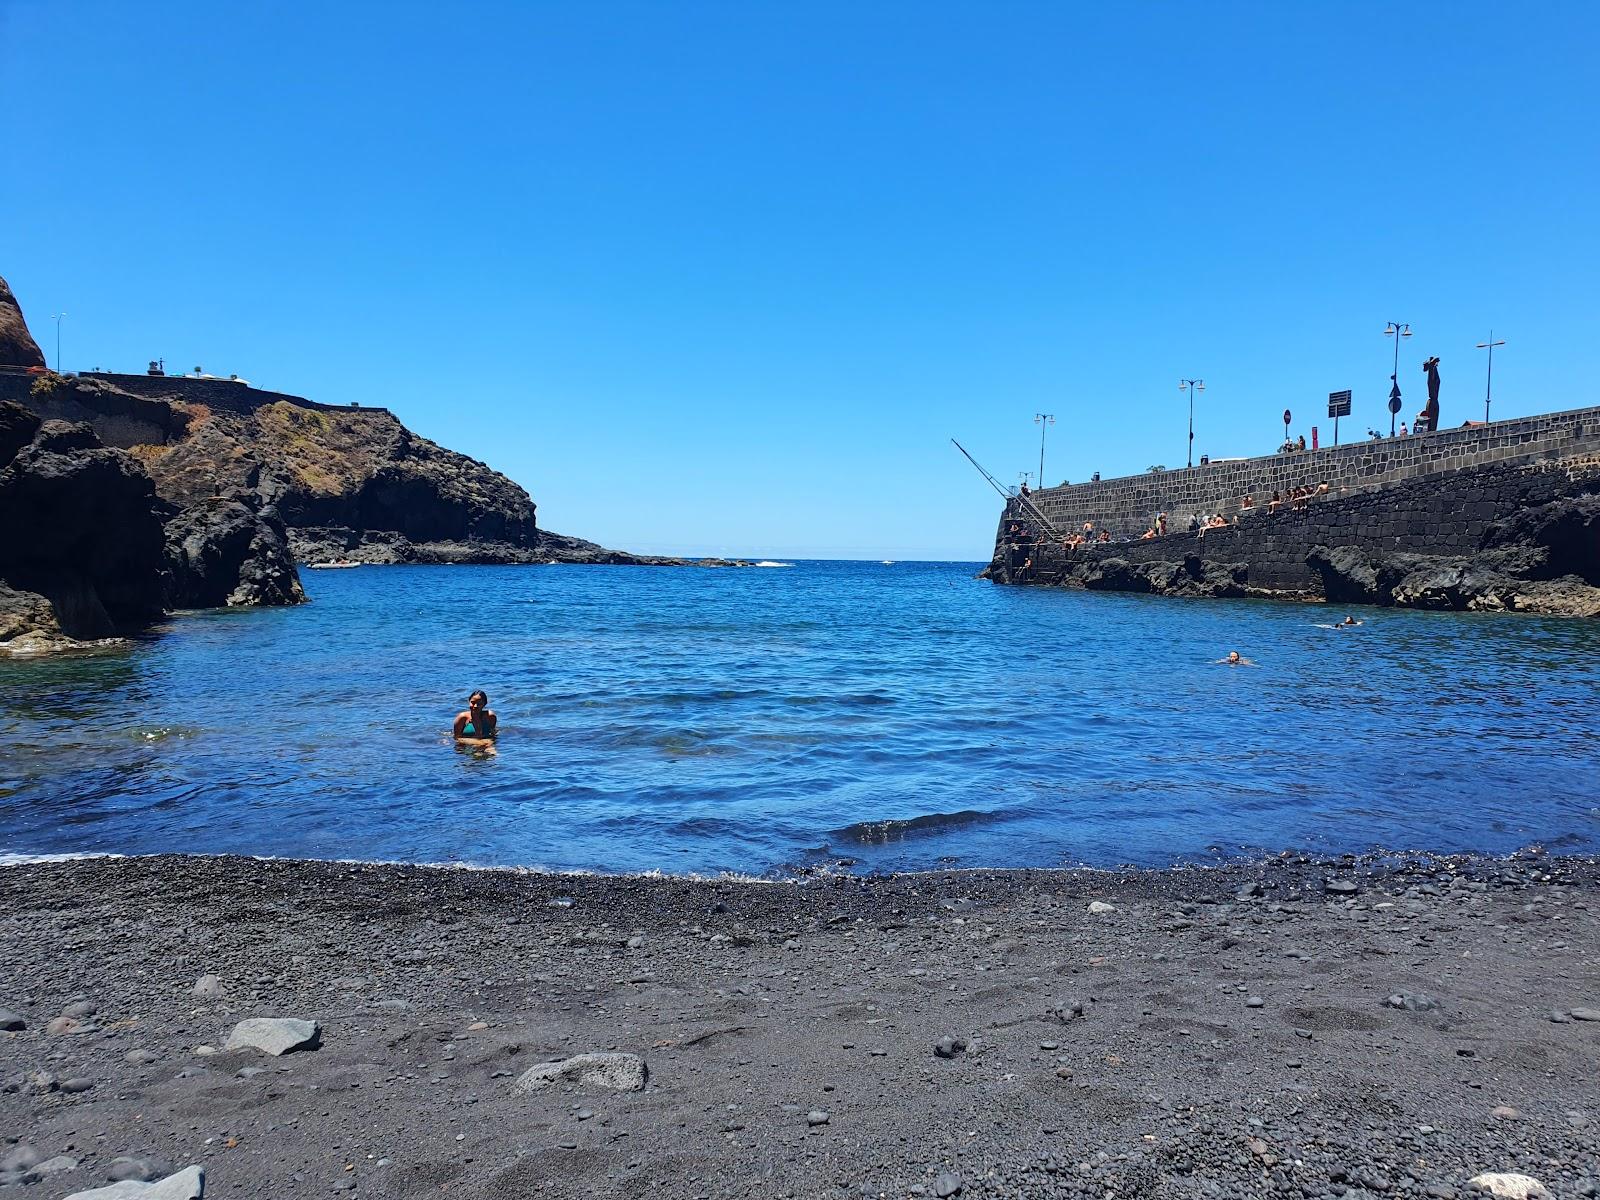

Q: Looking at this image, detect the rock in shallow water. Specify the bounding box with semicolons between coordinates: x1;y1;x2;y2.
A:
223;1017;321;1056
512;1052;647;1093
0;1006;24;1030
63;1165;204;1200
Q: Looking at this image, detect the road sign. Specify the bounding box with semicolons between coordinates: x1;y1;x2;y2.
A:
1327;390;1352;418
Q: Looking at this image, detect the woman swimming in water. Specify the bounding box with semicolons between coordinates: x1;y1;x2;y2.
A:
453;690;498;749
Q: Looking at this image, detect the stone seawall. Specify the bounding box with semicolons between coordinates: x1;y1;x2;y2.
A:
1028;404;1600;538
0;370;389;420
74;372;389;416
990;454;1600;616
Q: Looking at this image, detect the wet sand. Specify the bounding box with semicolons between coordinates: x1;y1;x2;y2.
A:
1;853;1597;1199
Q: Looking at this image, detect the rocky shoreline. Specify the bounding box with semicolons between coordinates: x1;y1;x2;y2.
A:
1;852;1596;1199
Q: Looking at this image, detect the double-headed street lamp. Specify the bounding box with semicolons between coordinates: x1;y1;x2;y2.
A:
1383;322;1412;434
1179;379;1204;468
1476;331;1506;424
1034;412;1054;488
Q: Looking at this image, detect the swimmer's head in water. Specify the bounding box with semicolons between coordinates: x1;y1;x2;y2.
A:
1226;651;1241;664
469;690;488;709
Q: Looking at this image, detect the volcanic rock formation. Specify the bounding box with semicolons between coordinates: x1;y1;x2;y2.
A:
0;403;168;651
0;274;45;368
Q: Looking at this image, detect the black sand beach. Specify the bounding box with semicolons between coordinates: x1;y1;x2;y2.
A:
1;853;1597;1199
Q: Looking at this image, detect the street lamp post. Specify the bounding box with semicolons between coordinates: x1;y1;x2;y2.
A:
1475;332;1506;424
50;313;66;372
1033;412;1054;488
1383;322;1412;435
1179;379;1204;468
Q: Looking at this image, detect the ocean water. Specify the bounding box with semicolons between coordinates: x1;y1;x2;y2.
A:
2;561;1597;876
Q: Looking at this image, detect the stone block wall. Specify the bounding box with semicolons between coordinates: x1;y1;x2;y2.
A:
74;372;388;416
1027;405;1600;538
997;456;1600;598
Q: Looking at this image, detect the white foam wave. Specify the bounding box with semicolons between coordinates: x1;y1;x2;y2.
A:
0;851;126;867
754;561;793;568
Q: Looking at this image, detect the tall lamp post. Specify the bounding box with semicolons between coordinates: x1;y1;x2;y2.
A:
1179;379;1204;468
49;312;66;372
1475;332;1505;424
1033;412;1054;488
1383;322;1412;435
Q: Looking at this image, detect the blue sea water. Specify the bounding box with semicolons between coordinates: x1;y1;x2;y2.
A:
1;560;1597;876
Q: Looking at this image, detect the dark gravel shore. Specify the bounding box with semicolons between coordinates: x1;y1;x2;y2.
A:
1;852;1598;1199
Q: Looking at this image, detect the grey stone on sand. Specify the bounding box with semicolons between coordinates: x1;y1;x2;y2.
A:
1467;1174;1551;1200
933;1172;963;1197
63;1165;204;1200
1570;1007;1600;1021
806;1109;830;1125
0;1006;24;1031
191;975;224;999
1087;900;1116;913
35;1156;79;1177
1388;992;1442;1012
62;999;99;1019
1;1146;41;1174
512;1052;647;1093
109;1158;170;1184
124;1048;160;1065
1325;879;1359;895
223;1017;321;1056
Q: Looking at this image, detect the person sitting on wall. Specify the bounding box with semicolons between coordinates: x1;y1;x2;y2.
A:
1399;422;1409;437
1188;514;1201;533
1240;494;1255;510
1316;481;1330;496
1268;490;1283;513
1279;438;1296;453
1157;513;1168;536
1139;527;1156;541
1098;529;1111;543
1296;434;1307;452
1019;480;1031;497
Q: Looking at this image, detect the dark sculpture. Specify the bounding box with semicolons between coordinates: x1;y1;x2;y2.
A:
1418;357;1441;433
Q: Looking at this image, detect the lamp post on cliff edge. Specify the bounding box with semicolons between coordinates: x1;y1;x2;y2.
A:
50;313;66;372
1476;332;1505;424
1384;322;1412;435
1179;379;1204;468
1034;413;1054;488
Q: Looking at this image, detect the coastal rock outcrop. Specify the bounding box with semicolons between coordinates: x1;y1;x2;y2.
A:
0;395;306;653
0;405;167;650
1307;545;1600;618
0;273;45;368
164;495;306;609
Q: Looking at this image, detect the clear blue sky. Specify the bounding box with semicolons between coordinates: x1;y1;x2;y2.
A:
3;2;1596;560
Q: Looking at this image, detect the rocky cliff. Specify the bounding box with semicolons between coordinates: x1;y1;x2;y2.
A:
0;402;169;652
0;275;45;368
0;400;305;653
19;373;688;566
